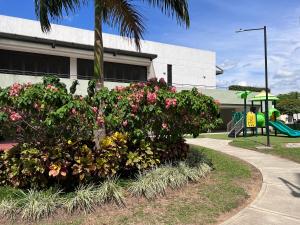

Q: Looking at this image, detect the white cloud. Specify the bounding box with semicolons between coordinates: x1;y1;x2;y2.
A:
217;9;300;94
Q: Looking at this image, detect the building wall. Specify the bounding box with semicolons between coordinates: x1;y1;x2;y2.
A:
0;73;128;95
0;15;216;88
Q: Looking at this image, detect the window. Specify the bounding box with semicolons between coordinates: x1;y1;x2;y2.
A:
0;49;70;78
77;58;148;82
167;64;172;86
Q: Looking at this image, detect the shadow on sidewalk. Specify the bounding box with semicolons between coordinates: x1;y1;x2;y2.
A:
279;177;300;198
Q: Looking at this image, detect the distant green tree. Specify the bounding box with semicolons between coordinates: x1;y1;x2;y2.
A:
277;92;300;100
229;85;270;93
277;92;300;116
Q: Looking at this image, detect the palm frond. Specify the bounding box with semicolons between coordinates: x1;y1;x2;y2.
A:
35;0;85;32
142;0;190;27
103;0;145;51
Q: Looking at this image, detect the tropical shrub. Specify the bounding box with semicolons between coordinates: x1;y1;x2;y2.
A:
0;76;220;189
92;78;221;164
0;77;96;146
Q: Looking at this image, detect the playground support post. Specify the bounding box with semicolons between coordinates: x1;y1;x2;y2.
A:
236;26;271;146
264;26;271;147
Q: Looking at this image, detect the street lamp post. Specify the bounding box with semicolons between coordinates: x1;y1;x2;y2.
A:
236;26;271;147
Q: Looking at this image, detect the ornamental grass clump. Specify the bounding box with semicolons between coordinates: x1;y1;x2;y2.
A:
129;161;212;200
157;165;188;189
0;199;19;220
18;189;62;221
95;177;125;206
63;184;97;214
129;171;168;199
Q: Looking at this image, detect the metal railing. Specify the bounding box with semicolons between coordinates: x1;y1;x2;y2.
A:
0;69;70;79
228;117;244;138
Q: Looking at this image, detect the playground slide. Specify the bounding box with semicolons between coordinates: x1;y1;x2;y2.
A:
269;121;300;137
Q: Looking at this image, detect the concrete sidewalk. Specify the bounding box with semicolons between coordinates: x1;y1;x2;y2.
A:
186;138;300;225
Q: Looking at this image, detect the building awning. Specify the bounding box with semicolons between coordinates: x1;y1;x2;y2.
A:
250;91;279;101
0;32;158;61
216;66;223;75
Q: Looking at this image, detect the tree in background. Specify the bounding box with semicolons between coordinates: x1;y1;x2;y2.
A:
34;0;190;88
277;92;300;119
229;85;270;93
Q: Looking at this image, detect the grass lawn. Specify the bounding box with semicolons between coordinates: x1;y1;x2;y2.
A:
0;146;261;225
200;133;300;164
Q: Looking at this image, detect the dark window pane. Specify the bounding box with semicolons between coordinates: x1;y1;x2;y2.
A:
0;49;70;78
77;59;147;82
167;64;172;86
77;58;93;80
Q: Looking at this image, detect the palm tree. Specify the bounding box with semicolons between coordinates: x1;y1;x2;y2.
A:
34;0;190;88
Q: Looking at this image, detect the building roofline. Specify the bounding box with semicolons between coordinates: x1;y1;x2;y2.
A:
0;32;158;60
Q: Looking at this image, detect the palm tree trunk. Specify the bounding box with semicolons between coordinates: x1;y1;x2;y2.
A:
94;0;104;90
94;0;106;147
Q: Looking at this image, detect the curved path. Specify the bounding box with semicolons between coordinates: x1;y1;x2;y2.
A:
186;138;300;225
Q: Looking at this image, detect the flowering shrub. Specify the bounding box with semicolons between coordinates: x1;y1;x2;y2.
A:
92;78;221;163
0;77;96;146
0;76;221;189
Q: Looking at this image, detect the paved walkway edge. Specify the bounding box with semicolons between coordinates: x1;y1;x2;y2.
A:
186;138;300;225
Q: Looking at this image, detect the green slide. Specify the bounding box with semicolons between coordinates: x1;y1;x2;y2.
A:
269;121;300;137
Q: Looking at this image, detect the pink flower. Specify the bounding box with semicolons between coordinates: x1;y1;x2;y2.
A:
214;99;220;105
159;78;166;85
33;103;39;110
92;107;98;113
9;83;22;97
122;120;128;127
10;112;22;121
147;92;157;104
162;123;168;130
154;86;160;92
170;86;177;93
131;104;139;113
16;126;22;133
115;86;125;92
79;96;84;100
165;98;177;109
46;84;58;92
71;108;77;115
137;82;145;88
96;116;105;126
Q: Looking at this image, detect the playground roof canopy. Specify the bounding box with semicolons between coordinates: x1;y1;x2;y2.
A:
251;91;279;102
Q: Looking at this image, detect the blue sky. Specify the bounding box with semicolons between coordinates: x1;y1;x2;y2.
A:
0;0;299;94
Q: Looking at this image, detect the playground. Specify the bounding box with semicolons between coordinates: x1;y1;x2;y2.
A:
227;90;300;138
200;90;300;163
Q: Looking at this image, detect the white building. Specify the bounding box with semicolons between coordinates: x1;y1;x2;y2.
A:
1;15;262;131
0;15;222;95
